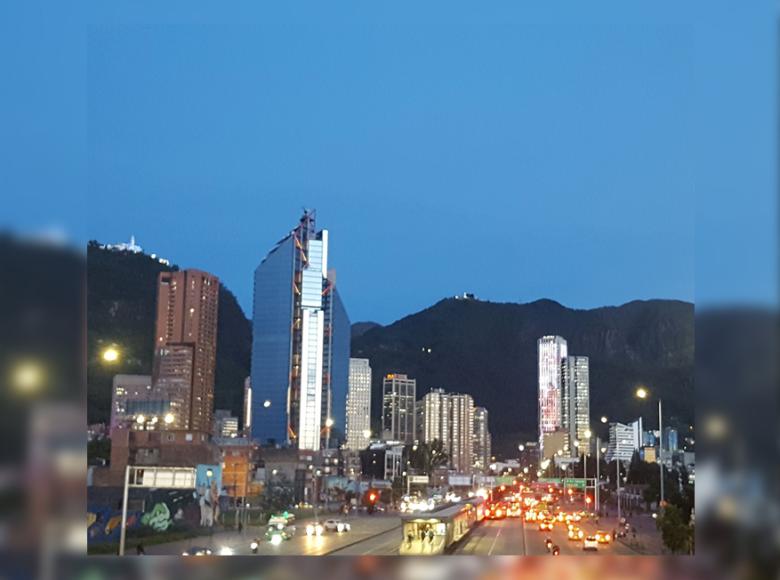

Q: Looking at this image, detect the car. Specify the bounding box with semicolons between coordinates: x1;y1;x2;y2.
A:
265;525;295;542
486;504;507;520
181;546;213;556
538;520;554;531
595;530;612;544
305;522;325;536
567;527;584;541
583;536;598;551
323;519;351;533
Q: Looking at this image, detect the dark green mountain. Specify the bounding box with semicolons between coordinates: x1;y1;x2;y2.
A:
87;242;250;426
351;297;694;456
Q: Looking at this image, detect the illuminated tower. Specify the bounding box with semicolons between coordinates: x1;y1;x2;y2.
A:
250;210;350;450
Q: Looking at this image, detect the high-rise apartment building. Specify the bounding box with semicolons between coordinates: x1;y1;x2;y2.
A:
381;373;416;443
537;335;568;456
152;269;219;432
250;211;350;450
345;358;372;450
449;393;474;473
562;356;590;457
473;406;491;473
419;389;475;473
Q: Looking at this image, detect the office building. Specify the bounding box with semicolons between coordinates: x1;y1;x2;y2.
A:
664;427;679;452
345;358;372;450
381;373;416;443
562;356;590;457
537;335;568;456
109;374;171;433
473;407;491;473
605;420;643;463
214;410;239;438
152;269;219;433
250;210;350;450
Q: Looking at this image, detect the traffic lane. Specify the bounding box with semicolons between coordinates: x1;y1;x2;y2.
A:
453;517;526;555
524;521;626;556
248;515;401;556
327;525;401;555
147;515;401;556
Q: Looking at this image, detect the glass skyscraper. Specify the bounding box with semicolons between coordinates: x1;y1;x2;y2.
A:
250;211;350;450
345;358;372;450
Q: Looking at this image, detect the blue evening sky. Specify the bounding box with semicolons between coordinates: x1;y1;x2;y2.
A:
1;1;775;323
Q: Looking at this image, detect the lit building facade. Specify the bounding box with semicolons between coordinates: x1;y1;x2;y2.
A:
473;407;491;473
110;374;171;433
152;269;219;433
537;335;568;456
605;419;643;463
250;211;350;450
419;389;475;473
243;376;252;436
345;358;372;450
562;356;590;457
381;373;416;443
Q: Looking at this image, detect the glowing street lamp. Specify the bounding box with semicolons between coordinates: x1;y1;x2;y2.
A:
11;360;44;395
102;346;120;363
600;416;608;424
635;387;648;400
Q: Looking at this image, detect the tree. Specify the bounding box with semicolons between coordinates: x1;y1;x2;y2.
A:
657;504;691;554
408;440;449;475
259;475;295;516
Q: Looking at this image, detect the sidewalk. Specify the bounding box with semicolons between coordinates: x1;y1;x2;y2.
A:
586;513;665;555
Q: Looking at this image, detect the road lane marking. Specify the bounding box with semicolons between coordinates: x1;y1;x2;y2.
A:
487;525;502;556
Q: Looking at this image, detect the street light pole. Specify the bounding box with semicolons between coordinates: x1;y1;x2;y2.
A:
616;458;621;523
595;437;600;514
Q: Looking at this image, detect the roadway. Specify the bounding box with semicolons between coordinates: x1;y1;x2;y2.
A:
144;511;655;556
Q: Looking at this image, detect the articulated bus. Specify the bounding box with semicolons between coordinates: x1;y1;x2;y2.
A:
399;498;484;555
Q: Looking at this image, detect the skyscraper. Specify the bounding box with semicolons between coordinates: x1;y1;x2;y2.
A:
473;406;491;473
419;389;475;473
448;393;474;474
381;373;416;443
346;358;372;450
250;211;350;450
605;420;642;463
562;356;590;457
152;269;219;432
537;335;568;456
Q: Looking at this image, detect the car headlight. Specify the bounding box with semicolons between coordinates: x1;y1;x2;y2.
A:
270;534;283;546
182;552;189;556
250;541;259;550
306;525;314;535
337;524;344;532
316;525;323;535
219;546;234;556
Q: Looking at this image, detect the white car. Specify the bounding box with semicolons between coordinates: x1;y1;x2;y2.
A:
305;522;325;536
323;519;351;533
583;536;599;551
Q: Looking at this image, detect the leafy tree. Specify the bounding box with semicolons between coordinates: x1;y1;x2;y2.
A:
259;475;295;516
408;439;449;474
657;504;691;554
88;438;111;465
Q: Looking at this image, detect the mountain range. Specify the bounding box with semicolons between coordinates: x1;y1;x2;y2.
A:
87;244;693;454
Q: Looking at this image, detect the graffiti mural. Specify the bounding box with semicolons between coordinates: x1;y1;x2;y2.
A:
140;502;172;532
87;488;200;544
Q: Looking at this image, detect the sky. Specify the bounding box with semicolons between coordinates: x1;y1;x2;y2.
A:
1;1;776;324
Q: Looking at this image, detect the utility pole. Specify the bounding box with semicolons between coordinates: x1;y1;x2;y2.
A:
658;399;665;507
595;437;601;514
616;459;621;523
